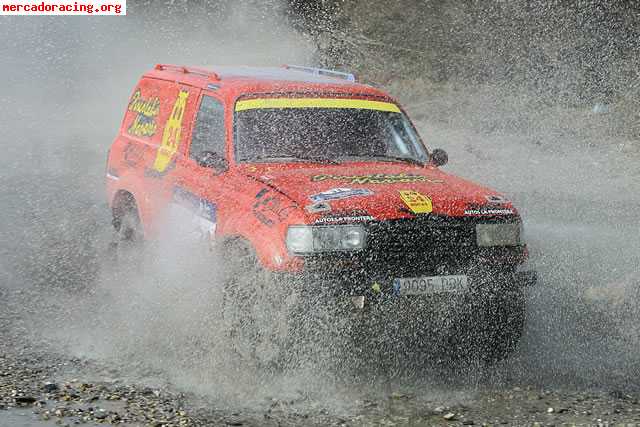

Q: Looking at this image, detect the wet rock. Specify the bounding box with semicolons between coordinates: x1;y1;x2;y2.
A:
390;392;408;400
43;382;58;393
15;396;36;405
225;415;245;425
363;400;378;408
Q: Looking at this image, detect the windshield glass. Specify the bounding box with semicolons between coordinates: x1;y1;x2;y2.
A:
234;98;429;164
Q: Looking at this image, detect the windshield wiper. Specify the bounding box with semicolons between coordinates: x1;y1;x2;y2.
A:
341;155;426;166
254;156;340;164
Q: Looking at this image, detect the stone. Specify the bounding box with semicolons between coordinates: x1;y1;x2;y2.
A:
15;396;37;405
225;416;244;425
390;392;407;400
443;412;456;421
43;382;59;393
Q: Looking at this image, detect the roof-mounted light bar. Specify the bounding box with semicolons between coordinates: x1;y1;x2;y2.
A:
154;64;220;81
283;65;356;82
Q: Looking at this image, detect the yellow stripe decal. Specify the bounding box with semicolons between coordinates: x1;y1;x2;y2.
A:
235;98;401;113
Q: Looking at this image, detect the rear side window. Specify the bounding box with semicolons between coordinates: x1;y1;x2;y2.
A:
190;95;225;160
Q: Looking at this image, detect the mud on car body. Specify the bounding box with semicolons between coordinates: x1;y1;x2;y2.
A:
106;64;537;362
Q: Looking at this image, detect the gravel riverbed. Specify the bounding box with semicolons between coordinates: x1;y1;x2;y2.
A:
2;286;640;427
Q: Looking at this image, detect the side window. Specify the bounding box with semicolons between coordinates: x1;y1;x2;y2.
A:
190;95;225;161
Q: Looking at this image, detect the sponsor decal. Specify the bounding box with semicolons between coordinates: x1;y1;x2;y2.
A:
314;210;374;224
464;205;514;216
305;202;332;213
170;187;217;239
315;215;374;224
309;187;373;203
312;173;443;185
253;188;297;226
152;90;189;173
235;98;401;113
399;190;433;214
127;89;160;138
123;142;145;167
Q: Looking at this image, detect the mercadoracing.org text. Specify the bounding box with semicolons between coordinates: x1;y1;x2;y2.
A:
1;0;125;15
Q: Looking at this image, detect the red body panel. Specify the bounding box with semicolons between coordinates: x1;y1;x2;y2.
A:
106;65;523;272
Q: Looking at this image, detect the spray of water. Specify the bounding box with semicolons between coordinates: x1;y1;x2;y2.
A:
1;1;640;419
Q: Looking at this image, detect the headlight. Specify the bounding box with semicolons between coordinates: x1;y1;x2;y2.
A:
286;225;367;254
476;222;523;247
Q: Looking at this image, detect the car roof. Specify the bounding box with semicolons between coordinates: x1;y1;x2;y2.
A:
142;64;390;99
214;66;356;84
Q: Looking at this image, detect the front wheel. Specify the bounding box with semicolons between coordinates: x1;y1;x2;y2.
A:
470;275;526;364
218;239;295;370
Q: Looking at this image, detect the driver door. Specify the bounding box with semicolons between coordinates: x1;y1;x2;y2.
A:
171;93;227;241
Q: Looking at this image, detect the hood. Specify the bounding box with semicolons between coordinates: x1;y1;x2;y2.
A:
239;162;517;222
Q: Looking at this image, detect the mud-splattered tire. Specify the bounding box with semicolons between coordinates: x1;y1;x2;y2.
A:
219;239;293;370
112;193;142;242
108;193;143;263
474;283;526;364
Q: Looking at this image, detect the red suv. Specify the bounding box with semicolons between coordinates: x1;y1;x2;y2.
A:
106;64;536;362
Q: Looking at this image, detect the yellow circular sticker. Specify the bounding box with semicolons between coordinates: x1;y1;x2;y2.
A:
399;190;433;214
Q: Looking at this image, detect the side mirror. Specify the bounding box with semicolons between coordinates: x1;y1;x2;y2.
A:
430;148;448;167
195;150;228;172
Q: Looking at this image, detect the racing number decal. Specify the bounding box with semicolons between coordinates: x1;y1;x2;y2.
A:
152;90;189;173
399;190;433;214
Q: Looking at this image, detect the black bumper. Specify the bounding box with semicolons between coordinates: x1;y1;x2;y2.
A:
296;215;535;295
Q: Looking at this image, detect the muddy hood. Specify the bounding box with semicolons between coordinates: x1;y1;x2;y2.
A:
240;163;517;221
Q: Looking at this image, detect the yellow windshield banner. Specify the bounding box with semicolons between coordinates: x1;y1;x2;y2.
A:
235;98;401;113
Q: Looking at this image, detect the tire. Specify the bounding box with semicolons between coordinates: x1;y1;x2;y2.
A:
285;281;357;373
368;272;526;370
108;193;143;262
218;239;294;371
472;274;526;364
112;194;142;242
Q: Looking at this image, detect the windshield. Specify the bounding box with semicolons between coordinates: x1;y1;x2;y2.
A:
234;98;429;164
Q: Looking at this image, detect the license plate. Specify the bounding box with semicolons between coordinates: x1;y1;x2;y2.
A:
393;275;468;295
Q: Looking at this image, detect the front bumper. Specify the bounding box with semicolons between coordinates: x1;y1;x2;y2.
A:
300;245;535;297
287;215;536;297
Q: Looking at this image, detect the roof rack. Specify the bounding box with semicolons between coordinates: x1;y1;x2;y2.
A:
283;65;356;82
154;64;220;81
